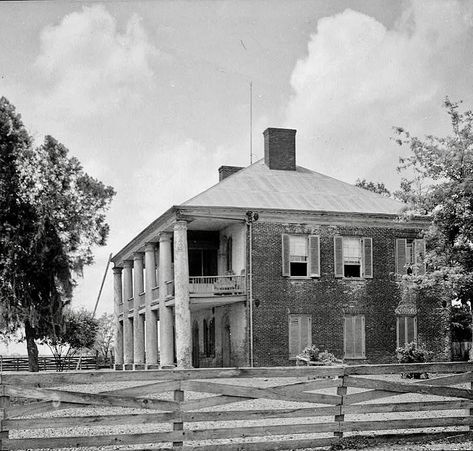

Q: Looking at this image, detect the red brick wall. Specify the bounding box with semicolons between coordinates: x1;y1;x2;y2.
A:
250;221;449;366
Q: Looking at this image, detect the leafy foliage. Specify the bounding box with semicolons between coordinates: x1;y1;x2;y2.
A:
0;97;115;371
41;308;99;371
94;313;115;363
296;345;341;365
355;178;391;197
396;341;431;379
450;304;472;342
394;99;473;308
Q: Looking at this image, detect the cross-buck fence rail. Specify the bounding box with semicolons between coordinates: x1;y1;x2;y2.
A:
0;362;472;450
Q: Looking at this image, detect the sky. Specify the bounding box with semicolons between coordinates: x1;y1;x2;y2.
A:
1;0;473;352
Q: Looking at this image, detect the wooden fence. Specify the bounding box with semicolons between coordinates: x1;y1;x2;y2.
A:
0;355;112;372
0;362;472;450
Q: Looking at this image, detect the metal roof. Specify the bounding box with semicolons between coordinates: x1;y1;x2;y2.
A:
182;159;404;215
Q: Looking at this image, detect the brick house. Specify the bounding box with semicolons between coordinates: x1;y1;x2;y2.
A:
111;128;450;369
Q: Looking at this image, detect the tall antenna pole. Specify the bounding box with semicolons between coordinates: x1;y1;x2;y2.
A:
249;81;253;165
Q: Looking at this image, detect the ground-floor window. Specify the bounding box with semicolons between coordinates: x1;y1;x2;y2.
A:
397;315;417;347
288;314;312;359
344;315;365;358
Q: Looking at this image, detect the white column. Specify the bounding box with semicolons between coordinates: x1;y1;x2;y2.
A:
145;243;158;368
113;266;124;369
174;220;192;368
159;232;174;368
133;252;145;369
123;260;134;369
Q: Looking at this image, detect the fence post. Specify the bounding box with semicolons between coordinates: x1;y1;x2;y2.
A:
0;377;10;451
334;369;347;440
173;384;184;448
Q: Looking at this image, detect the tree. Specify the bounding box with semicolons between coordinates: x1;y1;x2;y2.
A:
0;97;115;371
94;312;114;365
41;308;99;371
355;178;392;197
394;99;473;346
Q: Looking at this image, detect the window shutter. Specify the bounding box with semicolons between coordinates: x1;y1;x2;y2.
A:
396;239;407;275
414;239;426;275
362;237;373;278
398;316;406;347
309;235;320;277
344;316;354;358
334;236;343;278
282;234;290;276
288;316;301;359
406;316;416;343
354;315;365;358
301;315;312;349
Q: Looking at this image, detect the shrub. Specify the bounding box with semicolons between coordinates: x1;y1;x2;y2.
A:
297;345;342;365
396;341;431;378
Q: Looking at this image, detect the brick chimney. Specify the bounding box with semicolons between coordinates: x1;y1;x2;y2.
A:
218;165;243;181
263;128;296;171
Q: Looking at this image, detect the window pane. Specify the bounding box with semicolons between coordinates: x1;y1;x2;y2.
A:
343;238;361;264
290;262;307;277
290;236;308;261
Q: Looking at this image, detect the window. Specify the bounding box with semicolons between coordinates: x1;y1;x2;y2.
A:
344;315;365;359
334;236;373;278
396;239;425;275
397;315;417;347
288;314;312;359
282;234;320;278
226;237;233;272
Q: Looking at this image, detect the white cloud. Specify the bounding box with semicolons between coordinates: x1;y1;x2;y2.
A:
34;5;157;117
285;1;473;187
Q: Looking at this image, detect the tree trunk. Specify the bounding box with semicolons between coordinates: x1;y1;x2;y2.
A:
25;321;39;372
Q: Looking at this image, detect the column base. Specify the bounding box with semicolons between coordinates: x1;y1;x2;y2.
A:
123;363;134;371
146;363;160;370
113;364;124;371
133;363;146;370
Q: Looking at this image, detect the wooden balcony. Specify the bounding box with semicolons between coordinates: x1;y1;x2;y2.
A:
189;274;246;297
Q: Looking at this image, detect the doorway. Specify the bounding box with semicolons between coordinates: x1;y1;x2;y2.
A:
222;315;231;367
192;321;200;368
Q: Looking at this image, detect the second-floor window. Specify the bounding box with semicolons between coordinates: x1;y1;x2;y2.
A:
334;236;373;279
396;238;425;275
282;234;320;278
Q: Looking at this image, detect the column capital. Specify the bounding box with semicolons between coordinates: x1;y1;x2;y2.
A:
123;260;133;268
112;266;123;275
144;242;156;252
174;220;188;232
159;232;172;243
133;252;144;261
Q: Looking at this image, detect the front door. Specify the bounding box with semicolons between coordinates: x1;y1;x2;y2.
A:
222;315;231;367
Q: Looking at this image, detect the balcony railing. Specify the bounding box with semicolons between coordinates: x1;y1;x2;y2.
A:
165;280;174;298
189;274;246;296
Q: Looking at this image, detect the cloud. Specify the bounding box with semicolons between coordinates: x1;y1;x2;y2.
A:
285;1;473;187
34;5;158;117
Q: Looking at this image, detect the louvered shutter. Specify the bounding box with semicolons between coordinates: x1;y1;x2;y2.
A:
288;315;301;359
355;315;365;358
301;315;312;349
414;239;426;275
362;237;373;278
344;316;354;358
396;239;407;275
406;316;416;343
398;316;406;347
309;235;320;277
334;236;344;278
282;234;290;276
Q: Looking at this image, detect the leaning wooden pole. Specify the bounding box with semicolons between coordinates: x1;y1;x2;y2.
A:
76;253;113;370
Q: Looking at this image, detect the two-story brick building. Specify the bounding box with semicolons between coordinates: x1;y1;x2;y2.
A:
111;128;450;369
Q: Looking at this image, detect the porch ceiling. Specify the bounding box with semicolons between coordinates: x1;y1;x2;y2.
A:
165;295;246;311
